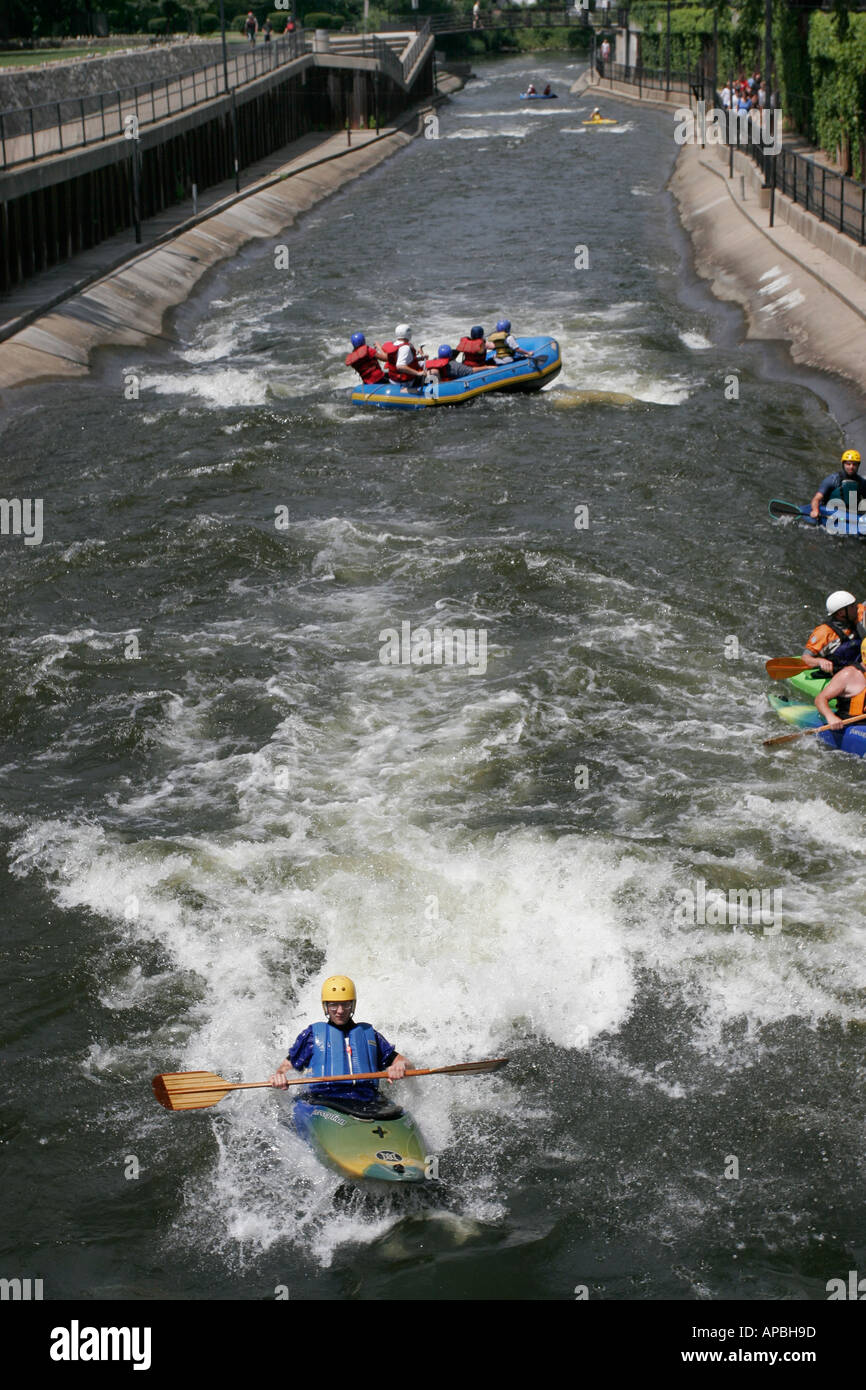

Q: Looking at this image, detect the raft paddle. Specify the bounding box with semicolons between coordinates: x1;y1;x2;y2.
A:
765;657;815;679
763;712;866;747
152;1058;510;1113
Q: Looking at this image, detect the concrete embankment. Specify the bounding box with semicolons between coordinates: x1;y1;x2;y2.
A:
573;69;866;407
0;78;460;392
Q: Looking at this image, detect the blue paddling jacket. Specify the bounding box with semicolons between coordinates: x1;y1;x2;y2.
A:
288;1020;397;1102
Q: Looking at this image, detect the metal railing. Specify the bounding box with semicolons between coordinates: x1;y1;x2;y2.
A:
378;7;628;33
594;61;866;247
750;136;866;247
0;25;437;172
601;60;712;102
0;32;308;170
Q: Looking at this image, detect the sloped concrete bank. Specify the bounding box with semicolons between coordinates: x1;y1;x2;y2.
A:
0;87;459;392
572;68;866;404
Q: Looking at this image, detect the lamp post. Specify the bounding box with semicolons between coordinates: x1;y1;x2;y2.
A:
219;0;240;192
665;0;671;96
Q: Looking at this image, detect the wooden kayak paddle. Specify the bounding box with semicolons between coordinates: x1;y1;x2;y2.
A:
152;1058;510;1112
765;657;817;679
763;711;866;747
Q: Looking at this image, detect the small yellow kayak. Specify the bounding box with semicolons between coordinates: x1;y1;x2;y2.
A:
583;116;619;125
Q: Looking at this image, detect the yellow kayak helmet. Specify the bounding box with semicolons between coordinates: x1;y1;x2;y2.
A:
321;975;356;1013
842;449;861;464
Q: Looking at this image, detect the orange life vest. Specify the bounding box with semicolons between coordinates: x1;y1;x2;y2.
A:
805;603;866;665
837;684;866;720
382;340;420;384
345;345;385;384
457;337;487;368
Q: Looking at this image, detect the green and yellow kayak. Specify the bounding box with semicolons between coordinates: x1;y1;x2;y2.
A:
290;1094;428;1183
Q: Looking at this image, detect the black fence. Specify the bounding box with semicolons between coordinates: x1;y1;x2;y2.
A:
0;31;306;170
752;140;866;247
598;64;866;248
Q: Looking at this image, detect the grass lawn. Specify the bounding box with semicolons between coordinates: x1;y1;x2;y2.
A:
0;35;255;70
0;49;100;67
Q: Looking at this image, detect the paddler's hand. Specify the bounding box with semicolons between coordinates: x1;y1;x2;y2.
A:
269;1068;290;1089
824;714;843;730
810;507;820;519
817;659;833;674
385;1055;409;1084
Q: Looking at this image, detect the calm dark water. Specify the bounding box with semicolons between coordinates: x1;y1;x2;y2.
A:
1;53;865;1304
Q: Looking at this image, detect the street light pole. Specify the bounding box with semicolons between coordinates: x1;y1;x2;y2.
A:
219;0;240;192
666;0;671;96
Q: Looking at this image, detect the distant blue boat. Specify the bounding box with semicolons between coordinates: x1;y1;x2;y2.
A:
768;497;866;536
349;336;562;410
520;92;557;100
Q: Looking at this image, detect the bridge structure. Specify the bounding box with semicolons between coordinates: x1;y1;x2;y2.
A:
0;25;437;294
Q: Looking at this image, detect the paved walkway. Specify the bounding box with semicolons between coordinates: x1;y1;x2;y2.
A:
573;68;866;415
0;125;382;342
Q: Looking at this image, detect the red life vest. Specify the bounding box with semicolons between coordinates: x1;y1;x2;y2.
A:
457;337;487;368
382;340;420;384
424;356;453;380
345;345;385;384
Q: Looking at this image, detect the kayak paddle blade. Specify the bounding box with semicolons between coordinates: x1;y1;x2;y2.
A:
152;1071;232;1111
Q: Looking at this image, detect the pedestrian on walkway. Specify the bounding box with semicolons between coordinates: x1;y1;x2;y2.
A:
245;11;258;44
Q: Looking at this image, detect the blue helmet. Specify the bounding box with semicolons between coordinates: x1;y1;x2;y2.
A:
495;319;511;332
351;332;366;348
470;326;484;339
437;344;452;360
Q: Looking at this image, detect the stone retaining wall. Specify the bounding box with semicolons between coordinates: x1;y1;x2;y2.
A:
0;39;227;115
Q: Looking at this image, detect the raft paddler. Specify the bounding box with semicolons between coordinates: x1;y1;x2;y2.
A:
809;449;866;520
456;326;492;370
814;652;866;730
802;590;866;674
382;324;426;387
489;319;532;363
345;332;387;385
268;975;410;1104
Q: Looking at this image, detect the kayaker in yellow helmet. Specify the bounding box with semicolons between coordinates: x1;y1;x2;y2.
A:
809;448;866;521
268;975;410;1103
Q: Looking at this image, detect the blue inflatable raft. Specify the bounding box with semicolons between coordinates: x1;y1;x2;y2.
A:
520;92;557;100
349;336;562;410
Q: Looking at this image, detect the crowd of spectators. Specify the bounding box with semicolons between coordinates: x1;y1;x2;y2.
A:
720;71;767;115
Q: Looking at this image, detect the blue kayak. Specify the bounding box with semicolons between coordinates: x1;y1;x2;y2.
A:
349;336;561;410
768;689;866;757
520;92;557;100
768;497;866;536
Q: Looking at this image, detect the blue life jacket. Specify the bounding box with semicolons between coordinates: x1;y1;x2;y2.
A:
308;1021;379;1089
824;472;866;504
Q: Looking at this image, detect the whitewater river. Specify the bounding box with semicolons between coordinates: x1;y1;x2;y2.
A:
2;53;865;1303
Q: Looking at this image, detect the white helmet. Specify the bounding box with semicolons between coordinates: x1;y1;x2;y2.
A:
395;323;411;340
826;590;857;616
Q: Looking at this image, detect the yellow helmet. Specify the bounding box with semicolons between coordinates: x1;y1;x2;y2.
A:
321;975;356;1013
842;449;861;464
